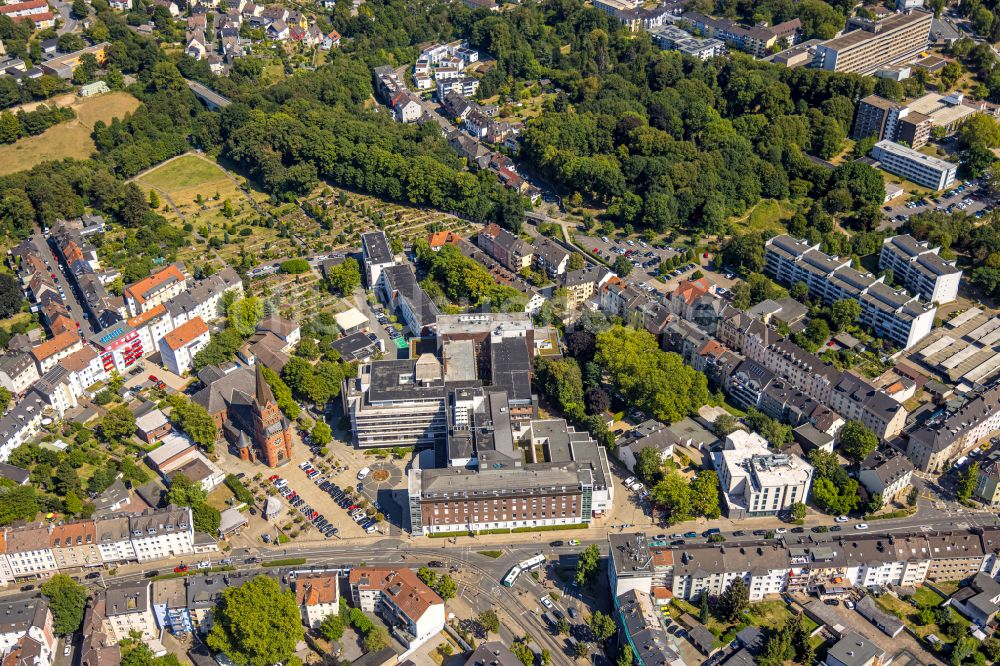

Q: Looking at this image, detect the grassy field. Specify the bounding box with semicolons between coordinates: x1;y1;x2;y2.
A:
0;92;141;176
136;155;242;207
730;199;796;235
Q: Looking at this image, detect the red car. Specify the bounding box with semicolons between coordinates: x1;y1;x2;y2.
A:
268;474;279;482
348;504;358;511
149;374;158;382
173;565;188;573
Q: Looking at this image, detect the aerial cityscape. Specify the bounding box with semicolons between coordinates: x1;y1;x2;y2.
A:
4;0;1000;665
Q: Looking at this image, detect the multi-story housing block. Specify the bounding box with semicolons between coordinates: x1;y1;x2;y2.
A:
124;264;187;316
906;383;1000;473
95;516;137;563
872;140;957;191
49;520;101;570
764;234;935;349
0;599;56;666
880;234;962;304
128;506;194;562
859;447;914;504
295;573;340;628
477;223;533;271
813;10;932;74
349;567;446;654
103;582;156;644
0;352;39;396
4;524;57;578
715;430;813;518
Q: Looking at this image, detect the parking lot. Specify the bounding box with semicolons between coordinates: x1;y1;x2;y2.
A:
883;180;993;229
575;232;713;292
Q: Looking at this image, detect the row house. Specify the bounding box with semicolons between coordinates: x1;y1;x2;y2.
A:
476;223;533;272
129;506;195;562
30;330;83;374
906;382;1000;473
349;567;446;654
616;529;1000;604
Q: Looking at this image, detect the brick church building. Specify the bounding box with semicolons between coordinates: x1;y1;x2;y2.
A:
193;363;293;467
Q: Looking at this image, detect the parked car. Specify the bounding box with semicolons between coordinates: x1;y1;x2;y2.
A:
357;467;371;480
540;597;554;609
173;565;189;573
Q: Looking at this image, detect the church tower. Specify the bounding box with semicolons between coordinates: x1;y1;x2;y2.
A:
251;363;293;467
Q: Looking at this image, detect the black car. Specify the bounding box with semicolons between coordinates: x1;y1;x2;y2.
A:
752;530;767;536
791;527;805;534
143;571;158;579
830;526;843;532
550;540;564;547
86;572;101;579
20;585;34;591
249;507;258;516
733;531;746;537
824;599;840;606
319;481;330;491
428;560;446;567
670;540;685;546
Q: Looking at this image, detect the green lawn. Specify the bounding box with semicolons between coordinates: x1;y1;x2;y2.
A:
138;155;232;194
910;587;945;609
730;199;796;235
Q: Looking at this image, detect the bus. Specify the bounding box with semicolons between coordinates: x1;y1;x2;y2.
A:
502;566;522;587
518;554;545;571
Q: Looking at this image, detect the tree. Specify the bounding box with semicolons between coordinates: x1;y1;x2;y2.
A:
790;503;806;520
650;469;693;525
556;618;570;635
616;646;634;666
166;395;218;451
41;574;87;635
311;422;332;447
981;636;1000;662
148;189;160;209
71;0;88;18
363;625;389;652
699;591;709;624
279;258;310;274
830;298;861;331
713;414;739;437
167;473;207;508
478;609;500;635
958;462;979;501
121;636;183;666
512;642;534;666
690;472;721;519
838;421;878;462
434;574;457;601
100;405;136;444
584;386;610;415
319;614;344;641
0;273;24;319
568;253;585;271
327;257;361;295
207;575;304;666
228;297;265;337
789;281;809;302
588;611;616;641
718;579;749;623
613;254;633;277
572;642;589;659
193;503;222;535
575;544;600;587
635;446;663;485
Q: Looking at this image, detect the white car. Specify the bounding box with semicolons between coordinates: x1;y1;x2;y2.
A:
540;597;554;609
197;561;211;569
63;644;71;657
357;467;371;480
775;528;787;534
274;478;288;488
623;476;636;487
855;523;869;530
844;600;856;610
835;515;849;523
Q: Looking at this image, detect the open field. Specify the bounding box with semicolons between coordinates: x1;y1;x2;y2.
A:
730;199;795;235
135;155;243;207
0;91;141;176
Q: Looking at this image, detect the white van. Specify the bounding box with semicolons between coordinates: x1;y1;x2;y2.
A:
357;467;371;480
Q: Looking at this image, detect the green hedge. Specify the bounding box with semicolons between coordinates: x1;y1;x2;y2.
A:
260;557;307;567
225;474;255;505
864;508;915;521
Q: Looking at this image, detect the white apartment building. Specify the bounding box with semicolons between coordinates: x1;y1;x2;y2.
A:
349;567;446;655
159;316;210;376
872;139;957;191
62;346;108;397
859;448;914;504
95;516;137;563
0;599;56;665
4;524;57;578
715;430;813;519
0;352;39;395
128;507;195;562
31;331;83;374
103;582;157;644
295;573;339;628
764;235;935;349
362;231;397;288
0;391;45;463
880;234;962;304
163;267;244;327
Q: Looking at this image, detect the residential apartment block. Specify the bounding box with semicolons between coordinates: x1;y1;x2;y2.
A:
159;316;210;376
813;10;932;74
764;234;936;349
853;92;980;148
477;223;533;271
103;582;157;644
715;430;813;518
906;382;1000;473
0;599;56;666
880;234;962;304
124;264;187;316
682;12;800;57
871;139;957;191
295;572;340;628
859;447;915;504
349;567;446;655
